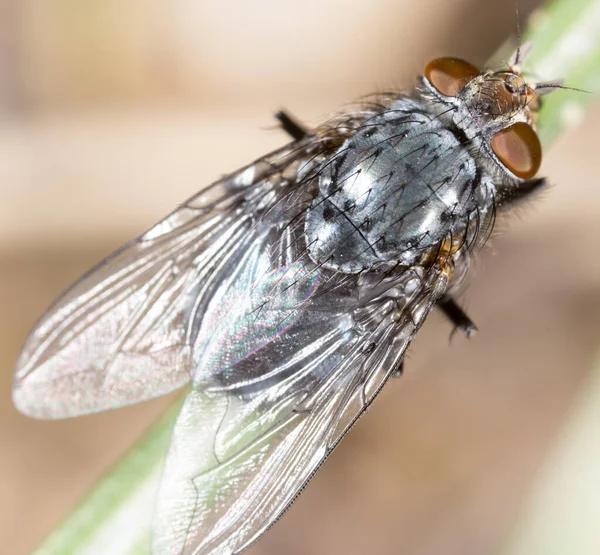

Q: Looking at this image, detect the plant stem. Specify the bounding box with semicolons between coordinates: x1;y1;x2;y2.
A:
34;400;183;555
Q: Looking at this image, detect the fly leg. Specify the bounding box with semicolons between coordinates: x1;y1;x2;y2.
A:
437;294;477;338
276;110;307;141
392;360;404;378
221;110;308;196
496;177;547;208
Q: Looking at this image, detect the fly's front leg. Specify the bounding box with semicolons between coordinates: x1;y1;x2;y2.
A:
437;294;477;338
276;110;307;141
496;177;547;209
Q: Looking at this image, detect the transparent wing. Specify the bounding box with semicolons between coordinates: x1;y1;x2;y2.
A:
152;203;448;555
13;138;323;418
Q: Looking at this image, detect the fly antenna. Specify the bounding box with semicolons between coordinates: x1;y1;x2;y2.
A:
508;2;533;72
514;1;522;66
533;80;590;95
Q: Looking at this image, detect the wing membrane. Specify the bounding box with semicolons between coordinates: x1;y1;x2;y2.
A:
13;140;321;418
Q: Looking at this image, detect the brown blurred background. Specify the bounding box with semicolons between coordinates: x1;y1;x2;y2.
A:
2;1;600;554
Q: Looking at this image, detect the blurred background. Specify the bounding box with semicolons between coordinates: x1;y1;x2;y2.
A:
2;0;600;554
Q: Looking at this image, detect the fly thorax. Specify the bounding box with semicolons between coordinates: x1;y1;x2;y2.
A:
305;107;478;273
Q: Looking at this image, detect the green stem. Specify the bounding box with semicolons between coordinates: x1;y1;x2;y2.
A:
34;400;183;555
523;0;600;144
33;0;600;553
501;348;600;555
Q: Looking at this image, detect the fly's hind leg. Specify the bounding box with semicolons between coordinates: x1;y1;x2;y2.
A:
393;360;404;378
276;110;307;141
389;295;473;379
437;294;478;339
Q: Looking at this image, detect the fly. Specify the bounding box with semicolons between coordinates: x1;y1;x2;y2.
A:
14;42;561;555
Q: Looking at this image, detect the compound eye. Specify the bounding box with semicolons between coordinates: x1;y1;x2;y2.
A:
490;122;542;179
424;57;480;97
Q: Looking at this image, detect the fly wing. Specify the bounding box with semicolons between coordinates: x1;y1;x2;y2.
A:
13;138;325;419
152;206;448;555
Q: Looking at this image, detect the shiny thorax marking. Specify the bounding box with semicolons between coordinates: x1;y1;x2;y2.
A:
305;108;478;273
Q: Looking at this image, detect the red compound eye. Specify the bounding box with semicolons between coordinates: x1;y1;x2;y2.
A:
424;57;480;97
491;122;542;179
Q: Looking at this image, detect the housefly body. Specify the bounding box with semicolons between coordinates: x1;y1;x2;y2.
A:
14;42;560;554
